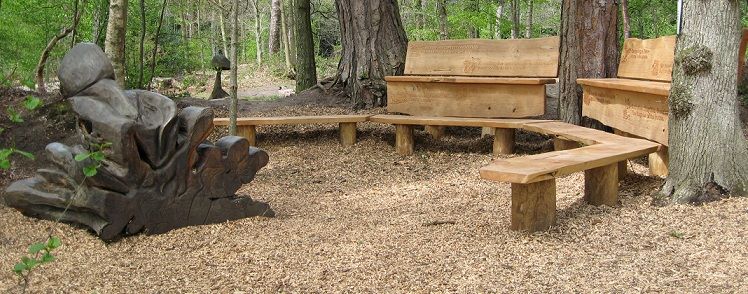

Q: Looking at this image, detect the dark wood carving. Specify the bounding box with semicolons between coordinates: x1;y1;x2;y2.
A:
4;43;273;241
210;51;231;99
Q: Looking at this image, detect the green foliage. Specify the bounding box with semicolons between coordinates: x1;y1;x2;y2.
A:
13;235;62;288
74;142;111;177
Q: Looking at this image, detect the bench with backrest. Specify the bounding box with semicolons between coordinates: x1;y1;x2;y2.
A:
213;115;371;146
379;37;560;156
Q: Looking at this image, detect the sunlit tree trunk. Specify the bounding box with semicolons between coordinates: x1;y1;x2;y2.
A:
295;0;317;91
525;0;533;38
620;0;631;38
510;0;519;39
269;0;281;54
105;0;128;87
437;0;448;40
661;0;748;203
219;0;229;55
229;0;239;135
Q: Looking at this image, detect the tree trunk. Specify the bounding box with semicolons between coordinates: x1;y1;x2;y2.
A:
295;0;317;91
70;0;80;46
525;0;533;38
436;0;448;40
280;0;295;75
269;0;282;54
147;0;167;91
558;0;618;125
495;0;505;39
251;0;262;64
105;0;128;87
661;0;748;203
36;3;84;95
335;0;408;108
137;0;146;89
219;0;229;55
229;0;239;135
510;0;519;39
620;0;631;38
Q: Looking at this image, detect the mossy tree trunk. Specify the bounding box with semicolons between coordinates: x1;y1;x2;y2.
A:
661;0;748;203
295;0;317;92
558;0;618;125
334;0;408;108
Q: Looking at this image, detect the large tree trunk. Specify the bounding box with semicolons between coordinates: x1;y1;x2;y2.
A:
558;0;618;125
524;0;533;38
335;0;408;108
269;0;282;54
620;0;631;38
229;0;239;135
495;0;505;39
437;0;448;40
294;0;317;91
105;0;128;87
661;0;748;203
510;0;519;39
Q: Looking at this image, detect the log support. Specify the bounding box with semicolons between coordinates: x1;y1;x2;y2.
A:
617;161;628;181
339;122;357;146
395;124;414;156
237;125;257;146
425;125;445;140
510;179;556;232
584;163;619;206
553;138;579;151
649;147;669;177
492;128;515;156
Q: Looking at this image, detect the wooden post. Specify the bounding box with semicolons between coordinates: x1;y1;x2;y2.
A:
425;125;445;140
492;128;515;156
584;163;619;206
339;122;357;146
395;124;414;156
649;147;669;177
553;138;579;151
237;125;257;146
613;129;629;180
510;179;556;232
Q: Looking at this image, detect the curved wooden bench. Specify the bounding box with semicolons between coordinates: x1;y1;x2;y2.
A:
213;115;372;146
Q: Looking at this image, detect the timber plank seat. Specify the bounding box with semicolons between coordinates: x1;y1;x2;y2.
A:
385;37;560;119
213;115;371;146
479;121;661;232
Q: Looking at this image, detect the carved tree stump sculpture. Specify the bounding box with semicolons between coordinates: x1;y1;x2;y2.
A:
4;43;273;241
210;51;231;99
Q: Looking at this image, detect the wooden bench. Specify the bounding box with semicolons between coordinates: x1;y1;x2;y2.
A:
479;121;660;232
381;37;559;155
213;115;371;146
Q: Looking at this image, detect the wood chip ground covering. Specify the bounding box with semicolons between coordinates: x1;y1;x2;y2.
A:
2;106;748;293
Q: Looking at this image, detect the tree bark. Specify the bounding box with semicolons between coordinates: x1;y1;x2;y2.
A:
661;0;748;203
620;0;631;38
295;0;317;91
147;0;167;91
36;0;84;94
510;0;520;39
250;0;262;64
495;0;505;39
525;0;533;38
105;0;128;87
335;0;408;108
280;0;295;75
229;0;239;135
219;0;229;55
137;0;146;89
437;0;448;40
70;0;80;46
269;0;282;54
558;0;618;125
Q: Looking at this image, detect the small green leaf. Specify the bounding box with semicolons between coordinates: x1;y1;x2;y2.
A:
28;242;46;254
13;263;26;274
670;230;685;239
0;148;13;157
23;96;42;110
14;149;35;160
0;159;9;169
90;152;105;161
41;252;55;263
83;165;98;177
74;153;91;162
48;236;61;249
6;107;22;123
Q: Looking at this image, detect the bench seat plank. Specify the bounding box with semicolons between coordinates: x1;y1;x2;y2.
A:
213;115;372;126
522;121;637;145
577;78;670;96
385;76;557;85
370;115;547;128
480;143;660;184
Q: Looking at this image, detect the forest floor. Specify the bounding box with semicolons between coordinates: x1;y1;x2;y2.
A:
1;74;748;292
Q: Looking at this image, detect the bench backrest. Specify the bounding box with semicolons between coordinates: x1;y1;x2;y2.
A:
617;35;676;82
404;36;560;78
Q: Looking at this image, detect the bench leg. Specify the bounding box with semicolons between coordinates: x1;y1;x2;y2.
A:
425;125;445;140
493;128;515;156
553;138;579;151
618;161;628;181
237;125;257;146
339;122;357;146
649;147;669;177
395;124;414;156
584;163;619;206
511;179;556;232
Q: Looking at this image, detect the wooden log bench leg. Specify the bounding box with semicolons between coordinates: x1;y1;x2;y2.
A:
649;147;669;177
395;124;414;156
511;179;556;232
493;128;515;156
553;138;579;151
584;163;619;206
425;125;445;140
618;161;628;181
339;122;357;146
237;125;257;146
